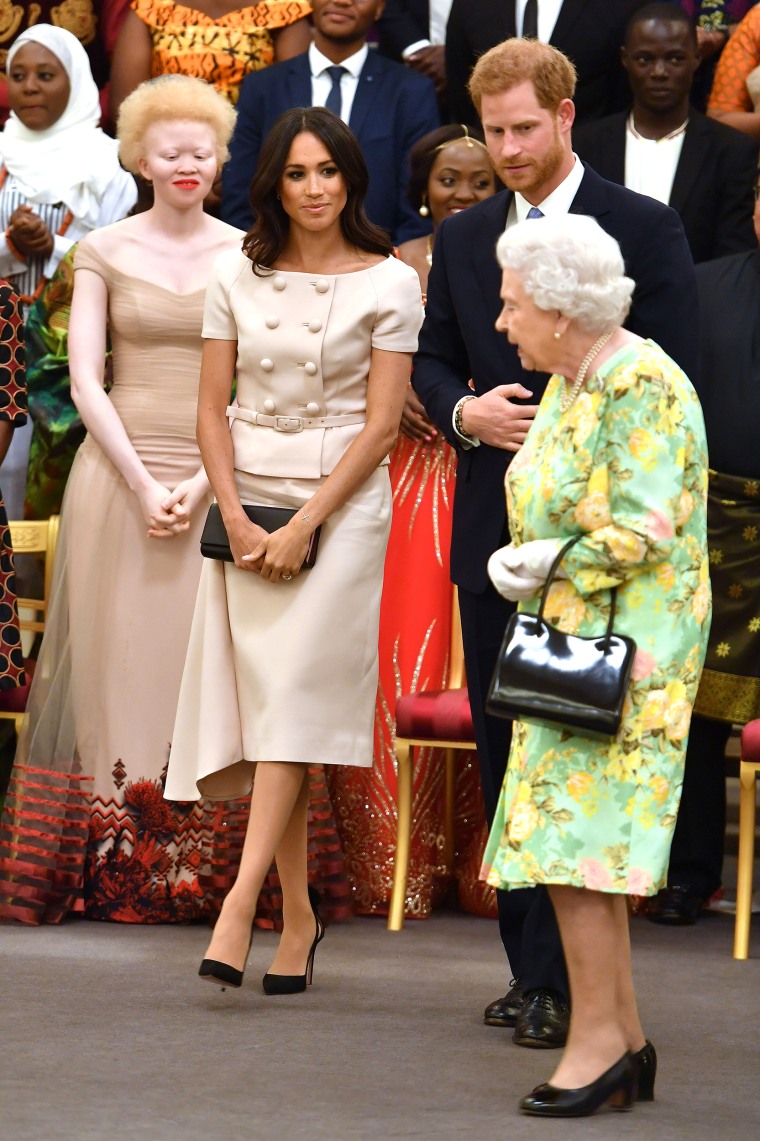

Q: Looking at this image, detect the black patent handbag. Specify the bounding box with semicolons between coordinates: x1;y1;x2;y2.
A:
487;535;637;739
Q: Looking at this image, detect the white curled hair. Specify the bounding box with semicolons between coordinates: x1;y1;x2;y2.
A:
496;214;634;335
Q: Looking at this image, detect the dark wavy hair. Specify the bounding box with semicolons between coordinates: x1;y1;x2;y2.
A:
406;123;490;212
242;107;393;273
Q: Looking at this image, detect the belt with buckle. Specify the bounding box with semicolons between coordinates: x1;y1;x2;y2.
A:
226;406;366;433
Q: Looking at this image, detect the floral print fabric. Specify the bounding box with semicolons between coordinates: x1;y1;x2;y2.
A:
481;341;711;897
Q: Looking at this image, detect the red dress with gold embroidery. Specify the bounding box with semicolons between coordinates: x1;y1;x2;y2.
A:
327;432;497;919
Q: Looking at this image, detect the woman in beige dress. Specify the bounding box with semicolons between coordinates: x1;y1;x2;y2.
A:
166;107;423;992
0;76;242;924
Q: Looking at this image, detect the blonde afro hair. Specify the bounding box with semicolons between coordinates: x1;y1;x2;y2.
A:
117;75;236;174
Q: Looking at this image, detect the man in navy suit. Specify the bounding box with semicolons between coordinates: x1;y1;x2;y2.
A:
413;37;697;1049
221;0;440;243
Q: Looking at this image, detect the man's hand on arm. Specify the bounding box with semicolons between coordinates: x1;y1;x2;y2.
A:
460;384;539;452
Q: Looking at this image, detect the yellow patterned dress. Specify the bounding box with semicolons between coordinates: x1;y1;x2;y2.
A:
481;340;711;898
131;0;311;102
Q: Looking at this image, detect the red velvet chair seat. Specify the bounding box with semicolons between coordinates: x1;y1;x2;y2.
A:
741;719;760;764
395;686;474;742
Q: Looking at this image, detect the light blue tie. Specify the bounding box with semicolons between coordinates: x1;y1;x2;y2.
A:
526;206;544;219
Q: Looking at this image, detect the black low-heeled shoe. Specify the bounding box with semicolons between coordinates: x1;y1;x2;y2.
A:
633;1039;657;1101
519;1052;637;1117
262;885;325;996
199;924;254;991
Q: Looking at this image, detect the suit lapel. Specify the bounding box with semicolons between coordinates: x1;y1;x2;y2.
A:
569;163;612;221
669;116;707;215
550;0;586;43
348;54;379;140
286;55;312;109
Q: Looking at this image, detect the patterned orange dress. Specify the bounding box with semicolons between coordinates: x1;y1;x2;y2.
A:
708;6;760;114
130;0;312;102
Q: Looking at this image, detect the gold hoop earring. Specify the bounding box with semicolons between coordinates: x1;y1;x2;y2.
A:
419;194;429;218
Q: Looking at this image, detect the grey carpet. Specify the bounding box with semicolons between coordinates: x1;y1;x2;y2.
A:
2;909;759;1141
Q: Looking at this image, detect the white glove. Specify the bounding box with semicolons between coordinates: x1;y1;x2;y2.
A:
487;539;566;602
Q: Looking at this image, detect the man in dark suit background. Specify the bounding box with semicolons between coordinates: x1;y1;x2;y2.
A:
376;0;447;101
446;0;650;127
413;36;697;1049
221;0;439;242
574;2;757;264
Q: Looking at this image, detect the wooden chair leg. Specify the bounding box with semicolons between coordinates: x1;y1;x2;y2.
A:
733;761;757;960
443;748;455;872
388;740;413;932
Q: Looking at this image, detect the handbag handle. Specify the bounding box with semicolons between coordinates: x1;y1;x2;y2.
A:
536;534;619;652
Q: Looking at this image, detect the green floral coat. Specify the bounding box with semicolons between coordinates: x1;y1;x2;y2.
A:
481;340;711;897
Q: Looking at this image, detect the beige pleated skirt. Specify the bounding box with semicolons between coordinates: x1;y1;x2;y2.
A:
165;465;392;802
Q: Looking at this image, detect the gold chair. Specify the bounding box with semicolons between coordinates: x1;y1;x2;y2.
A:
0;516;60;732
388;589;478;931
733;719;760;959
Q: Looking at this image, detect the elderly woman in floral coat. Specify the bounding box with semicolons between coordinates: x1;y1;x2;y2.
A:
483;215;710;1118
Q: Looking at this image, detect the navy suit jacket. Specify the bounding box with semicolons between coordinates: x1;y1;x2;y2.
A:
221;51;440;243
412;163;699;593
573;110;758;265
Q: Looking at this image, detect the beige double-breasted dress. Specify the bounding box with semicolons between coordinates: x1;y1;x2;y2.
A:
165;250;423;802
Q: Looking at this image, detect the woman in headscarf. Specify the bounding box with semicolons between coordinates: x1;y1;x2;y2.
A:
0;23;137;520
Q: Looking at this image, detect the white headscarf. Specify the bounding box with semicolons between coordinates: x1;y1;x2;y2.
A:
0;24;124;229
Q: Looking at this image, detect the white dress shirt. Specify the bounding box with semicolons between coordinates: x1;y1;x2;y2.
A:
515;0;563;41
309;43;368;124
505;153;585;230
624;115;687;205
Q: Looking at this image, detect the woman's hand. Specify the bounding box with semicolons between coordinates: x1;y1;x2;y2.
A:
136;477;179;538
400;386;438;442
227;514;269;571
157;470;210;536
7;205;54;258
243;516;311;583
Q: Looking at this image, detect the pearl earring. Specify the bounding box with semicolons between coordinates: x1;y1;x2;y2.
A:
553;331;561;340
419;195;429;218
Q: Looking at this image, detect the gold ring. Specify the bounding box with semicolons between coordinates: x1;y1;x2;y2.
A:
282;573;292;581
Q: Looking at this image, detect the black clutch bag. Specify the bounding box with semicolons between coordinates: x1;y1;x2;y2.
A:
200;503;321;567
487;535;636;739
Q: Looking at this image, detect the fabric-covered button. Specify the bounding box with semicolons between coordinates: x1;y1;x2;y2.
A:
304;361;318;376
263;398;276;413
314;279;329;294
273;276;286;291
306;402;321;416
308;319;322;333
260;358;274;372
265;315;279;329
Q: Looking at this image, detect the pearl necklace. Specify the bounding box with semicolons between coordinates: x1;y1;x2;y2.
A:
559;330;614;412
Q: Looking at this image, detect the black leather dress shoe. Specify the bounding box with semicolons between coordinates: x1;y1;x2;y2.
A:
648;885;702;926
513;988;570;1048
484;980;523;1027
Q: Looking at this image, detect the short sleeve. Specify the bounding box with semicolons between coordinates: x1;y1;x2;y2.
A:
371;259;424;352
202;250;243;340
0;283;27;425
73;239;110;283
